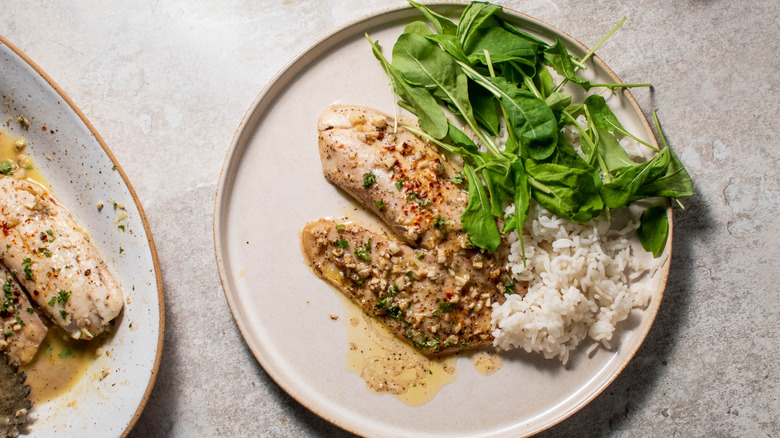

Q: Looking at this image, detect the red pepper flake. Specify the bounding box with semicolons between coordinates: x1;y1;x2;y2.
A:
41;125;47;131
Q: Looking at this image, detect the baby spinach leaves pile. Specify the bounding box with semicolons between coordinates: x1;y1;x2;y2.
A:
367;0;693;257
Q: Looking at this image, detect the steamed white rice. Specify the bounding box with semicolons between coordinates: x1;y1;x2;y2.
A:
490;117;657;364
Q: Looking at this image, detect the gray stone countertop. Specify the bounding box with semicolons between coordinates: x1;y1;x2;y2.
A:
2;1;777;436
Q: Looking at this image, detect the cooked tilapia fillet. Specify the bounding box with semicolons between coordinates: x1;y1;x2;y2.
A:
302;219;505;356
1;264;47;364
318;105;469;250
0;176;123;340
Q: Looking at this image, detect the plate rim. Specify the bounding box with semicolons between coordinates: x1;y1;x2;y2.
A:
0;33;166;438
214;2;672;436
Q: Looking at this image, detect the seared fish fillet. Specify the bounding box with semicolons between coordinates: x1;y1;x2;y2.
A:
1;264;47;364
307;105;514;356
0;176;123;340
302;219;504;356
318;105;469;250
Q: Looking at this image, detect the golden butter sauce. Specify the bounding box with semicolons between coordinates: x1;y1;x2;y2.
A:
20;327;106;404
340;296;457;406
0;128;51;191
471;351;503;376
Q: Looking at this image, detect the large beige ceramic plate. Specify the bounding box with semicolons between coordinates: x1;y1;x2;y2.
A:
0;36;164;436
215;3;670;437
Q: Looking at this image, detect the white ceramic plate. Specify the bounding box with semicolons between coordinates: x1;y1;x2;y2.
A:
0;36;164;437
215;4;670;437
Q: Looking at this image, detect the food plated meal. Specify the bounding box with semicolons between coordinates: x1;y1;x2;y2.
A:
0;36;163;437
216;2;690;436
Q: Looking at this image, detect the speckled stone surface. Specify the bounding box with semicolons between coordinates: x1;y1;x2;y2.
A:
1;0;777;436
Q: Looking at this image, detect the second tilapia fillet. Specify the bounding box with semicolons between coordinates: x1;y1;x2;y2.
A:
302;219;496;356
0;264;47;364
0;176;124;340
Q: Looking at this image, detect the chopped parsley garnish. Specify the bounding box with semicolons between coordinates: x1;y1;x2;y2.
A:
334;238;349;249
48;290;71;308
413;335;440;350
0;161;13;175
406;192;419;201
354;240;371;261
22;258;34;280
387;305;403;320
39;229;56;242
416;251;424;260
336;224;346;231
432;302;453;316
363;172;376;188
118;225;126;232
436;163;446;175
405;271;414;281
433;216;447;229
395;178;405;191
449;172;465;185
417;199;432;208
387;284;399;296
36;247;52;257
375;297;388;310
374;200;385;210
504;278;517;293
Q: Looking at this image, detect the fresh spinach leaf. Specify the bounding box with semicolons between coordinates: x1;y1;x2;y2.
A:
408;0;457;35
404;21;434;36
525;159;603;222
595;127;637;172
601;147;694;208
582;94;625;132
392;32;476;130
502;159;531;265
424;33;470;64
638;205;669;257
545;91;572;120
486;76;558;160
469;82;500;136
635;147;694;199
461;163;501;250
543;38;592;90
463;26;540;66
368;35;449;138
457;1;503;47
479;157;514;216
